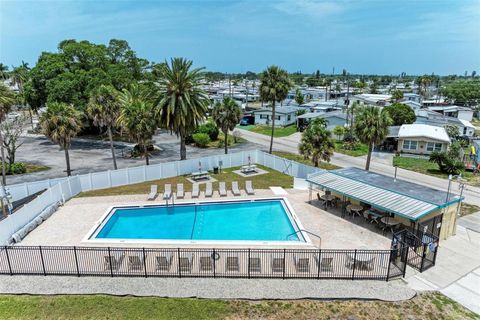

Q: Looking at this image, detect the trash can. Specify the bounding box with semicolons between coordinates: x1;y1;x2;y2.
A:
213;166;219;174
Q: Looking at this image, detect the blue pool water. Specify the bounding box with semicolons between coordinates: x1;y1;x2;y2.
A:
94;200;302;242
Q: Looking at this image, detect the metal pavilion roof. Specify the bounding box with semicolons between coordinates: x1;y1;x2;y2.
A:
307;171;442;221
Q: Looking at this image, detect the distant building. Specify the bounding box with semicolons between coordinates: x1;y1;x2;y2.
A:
350;94;392;106
415;109;475;137
426;105;474;122
253;106;300;127
296;110;348;131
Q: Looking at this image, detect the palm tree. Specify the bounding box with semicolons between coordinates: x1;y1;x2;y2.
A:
155;58;209;160
353;106;392;171
9;65;33;128
298;118;334;167
0;64;9;80
118;86;157;165
40;102;82;176
259;65;293;154
212;97;242;154
0;84;16;186
87;85;121;170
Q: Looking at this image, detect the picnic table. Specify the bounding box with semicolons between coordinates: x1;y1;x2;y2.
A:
241;164;257;174
347;204;363;217
191;171;209;181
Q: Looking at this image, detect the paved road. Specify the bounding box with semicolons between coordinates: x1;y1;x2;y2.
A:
235;128;480;206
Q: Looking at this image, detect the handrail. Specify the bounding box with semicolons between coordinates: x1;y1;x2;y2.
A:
287;229;322;248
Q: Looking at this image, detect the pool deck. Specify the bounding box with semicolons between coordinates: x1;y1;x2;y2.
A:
19;189;391;250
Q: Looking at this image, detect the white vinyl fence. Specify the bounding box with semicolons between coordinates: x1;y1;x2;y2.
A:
0;149;322;245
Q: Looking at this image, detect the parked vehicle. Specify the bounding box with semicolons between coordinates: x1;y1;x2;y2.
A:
239;115;254;126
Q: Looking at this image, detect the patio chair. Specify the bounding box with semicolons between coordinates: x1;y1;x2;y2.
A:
200;256;214;272
245;180;255;195
231;181;241;196
345;253;355;269
317;193;326;209
128;255;143;271
219;182;227;197
271;257;284;273
155;254;173;272
147;185;158;200
226;256;240;272
179;253;194;273
191;183;200;198
362;211;373;223
205;182;213;197
176;183;184;199
293;254;310;273
104;254;124;271
163;184;172;200
317;257;333;273
249;256;261;273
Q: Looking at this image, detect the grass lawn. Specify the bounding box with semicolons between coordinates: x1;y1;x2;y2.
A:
272;151;341;170
24;163;50;174
245;125;298;137
206;132;246;148
334;141;369;157
0;292;477;320
393;156;480;187
78;164;293;197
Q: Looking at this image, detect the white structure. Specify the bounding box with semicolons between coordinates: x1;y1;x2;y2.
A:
397;124;450;155
253;106;299;127
427;106;474;121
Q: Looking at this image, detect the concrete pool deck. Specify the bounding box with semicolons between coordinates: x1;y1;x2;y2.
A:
0;275;416;302
19;189;391;250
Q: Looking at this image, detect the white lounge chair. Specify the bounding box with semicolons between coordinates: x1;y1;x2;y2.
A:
176;183;184;199
147;185;158;200
163;184;172;200
232;181;240;196
205;182;213;197
245;180;255;195
219;182;227;197
191;183;200;198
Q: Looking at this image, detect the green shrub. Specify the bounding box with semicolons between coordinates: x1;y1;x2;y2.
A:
192;133;211;148
2;162;27;175
195;121;219;141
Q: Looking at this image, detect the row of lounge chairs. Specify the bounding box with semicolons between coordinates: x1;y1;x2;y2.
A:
148;181;255;200
104;252;335;274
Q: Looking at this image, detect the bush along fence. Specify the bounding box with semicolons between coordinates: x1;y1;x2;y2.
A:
0;150;321;245
0;246;408;281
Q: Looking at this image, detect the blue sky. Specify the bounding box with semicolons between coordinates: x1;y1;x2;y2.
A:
1;0;479;75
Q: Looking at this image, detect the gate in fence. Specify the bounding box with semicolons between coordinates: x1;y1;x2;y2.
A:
392;228;439;272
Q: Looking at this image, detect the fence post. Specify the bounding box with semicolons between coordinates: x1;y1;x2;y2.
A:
420;244;426;272
108;170;112;187
4;246;12;275
282;249;286;279
317;249;322;279
402;246;409;277
177;248;181;278
386;250;392;281
39;246;46;276
143;165;147;182
352;249;357;280
142;248;147;278
213;249;216;278
107;247;114;277
73;246;80;277
247;249;250;279
89;173;93;190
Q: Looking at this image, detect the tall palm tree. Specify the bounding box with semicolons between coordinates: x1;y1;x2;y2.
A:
87;85;121;170
259;65;293;154
298;118;334;167
353;106;392;171
118;86;157;165
0;84;16;186
10;65;33;128
212;97;242;154
155;58;209;160
40;102;82;176
0;64;9;80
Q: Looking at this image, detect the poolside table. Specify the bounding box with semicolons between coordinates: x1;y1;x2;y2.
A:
380;217;400;234
241;164;257;174
347;204;363;218
191;171;209;181
320;194;334;209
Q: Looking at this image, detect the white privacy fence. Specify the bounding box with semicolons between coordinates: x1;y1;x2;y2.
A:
0;149;323;245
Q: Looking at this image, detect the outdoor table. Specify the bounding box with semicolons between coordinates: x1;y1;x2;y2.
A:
347;204;363;218
320;194;334;207
191;171;209;181
380;217;400;233
367;209;385;223
241;164;257;174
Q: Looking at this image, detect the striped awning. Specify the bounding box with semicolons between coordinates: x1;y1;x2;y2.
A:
307;171;439;220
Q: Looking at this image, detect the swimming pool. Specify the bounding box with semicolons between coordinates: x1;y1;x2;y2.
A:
87;198;306;244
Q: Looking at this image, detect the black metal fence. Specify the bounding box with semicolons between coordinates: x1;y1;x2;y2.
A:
392;228;439;272
0;245;408;281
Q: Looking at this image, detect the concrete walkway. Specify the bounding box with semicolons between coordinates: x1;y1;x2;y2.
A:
235;128;480;206
0;276;415;301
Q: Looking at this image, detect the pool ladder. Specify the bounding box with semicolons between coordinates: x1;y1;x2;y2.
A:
287;229;322;248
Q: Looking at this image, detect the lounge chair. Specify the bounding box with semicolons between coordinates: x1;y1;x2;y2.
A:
179;253;194;273
155;254;173;272
128;255;143;271
147;185;158;200
294;254;310;273
104;254;124;271
316;257;333;273
176;183;184;199
200;256;214;272
163;184;172;200
272;257;284;273
219;182;227;197
205;182;213;197
245;180;255;195
191;183;200;198
231;181;240;196
226;256;239;272
249;255;261;273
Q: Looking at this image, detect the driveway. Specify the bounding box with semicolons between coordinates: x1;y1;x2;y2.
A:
235;128;480;206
